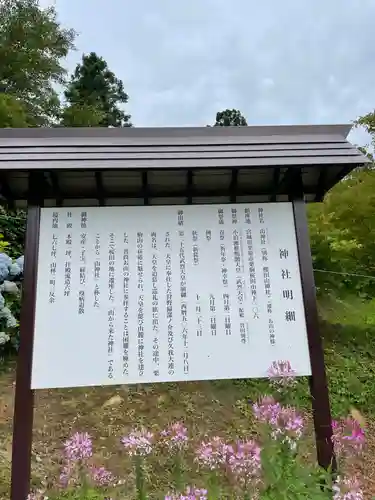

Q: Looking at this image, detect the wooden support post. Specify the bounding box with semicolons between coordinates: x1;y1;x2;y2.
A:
11;173;43;500
290;174;336;471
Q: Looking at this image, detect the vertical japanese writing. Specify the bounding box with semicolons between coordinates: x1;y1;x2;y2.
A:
204;227;216;339
217;208;224;225
78;212;87;315
258;207;264;224
219;209;231;336
231;207;238;224
223;293;231;335
177;209;184;227
210;294;216;336
245;227;259;321
179;211;189;375
37;203;310;386
94;234;100;308
280;248;295;323
108;232;115;380
107;309;114;380
233;229;240;273
244;207;251;224
233;226;246;343
165;232;174;375
137;232;144;377
192;230;199;265
258;208;275;346
108;232;115;301
196;293;203;337
151;231;160;377
220;229;228;288
192;229;202;337
122;233;129;376
64;212;72;298
263;266;271;298
49;212;58;304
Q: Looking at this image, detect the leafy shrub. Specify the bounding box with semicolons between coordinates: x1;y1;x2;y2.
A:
0;208;26;258
308;167;375;297
0;242;24;359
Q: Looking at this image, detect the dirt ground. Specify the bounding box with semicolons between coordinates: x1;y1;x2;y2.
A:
1;363;374;499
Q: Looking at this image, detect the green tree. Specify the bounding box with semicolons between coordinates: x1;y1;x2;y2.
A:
355;111;375;144
60;103;105;128
307;109;375;296
213;108;248;126
0;94;28;127
308;168;375;295
354;111;375;163
62;52;132;127
0;0;75;126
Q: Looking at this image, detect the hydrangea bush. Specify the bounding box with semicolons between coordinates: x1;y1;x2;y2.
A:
27;361;366;500
0;247;24;356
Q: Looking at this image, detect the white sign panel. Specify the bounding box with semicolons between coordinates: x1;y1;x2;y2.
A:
31;203;311;389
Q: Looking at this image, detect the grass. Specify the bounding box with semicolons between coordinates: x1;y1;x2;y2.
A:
1;294;375;498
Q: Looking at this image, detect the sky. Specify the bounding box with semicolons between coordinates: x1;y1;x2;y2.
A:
42;0;375;146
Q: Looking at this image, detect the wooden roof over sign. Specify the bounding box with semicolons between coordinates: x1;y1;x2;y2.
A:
0;124;369;207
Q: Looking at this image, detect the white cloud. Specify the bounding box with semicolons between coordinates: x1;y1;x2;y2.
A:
47;0;374;143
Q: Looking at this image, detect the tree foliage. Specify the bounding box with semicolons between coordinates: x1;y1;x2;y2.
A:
309;166;375;296
0;207;25;257
354;111;375;146
213;108;248;127
307;111;375;296
0;93;28;127
60;103;106;128
354;112;375;163
62;52;132;127
0;0;75;126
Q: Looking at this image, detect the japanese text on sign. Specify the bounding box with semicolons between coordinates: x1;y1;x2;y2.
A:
32;203;311;389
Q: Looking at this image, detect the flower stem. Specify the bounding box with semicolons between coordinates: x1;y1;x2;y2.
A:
172;453;184;492
78;460;88;496
208;472;220;500
135;455;147;500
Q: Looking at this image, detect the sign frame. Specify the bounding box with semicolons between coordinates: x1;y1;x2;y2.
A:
31;202;312;389
11;174;335;500
0;124;367;499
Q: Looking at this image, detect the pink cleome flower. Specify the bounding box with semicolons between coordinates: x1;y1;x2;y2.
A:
332;418;365;458
63;432;93;461
121;427;154;456
27;491;48;500
253;396;304;448
59;432;115;490
160;421;189;451
267;360;296;387
227;439;262;484
195;436;233;470
333;475;364;500
165;486;208;500
59;461;75;488
274;407;304;439
90;465;115;486
252;396;281;426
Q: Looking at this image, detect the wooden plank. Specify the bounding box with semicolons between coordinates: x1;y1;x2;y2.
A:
0;155;365;170
0;148;360;162
0;134;349;148
0;142;352;154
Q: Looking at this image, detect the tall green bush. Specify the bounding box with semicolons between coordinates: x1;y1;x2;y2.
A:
308;167;375;296
0;234;23;358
